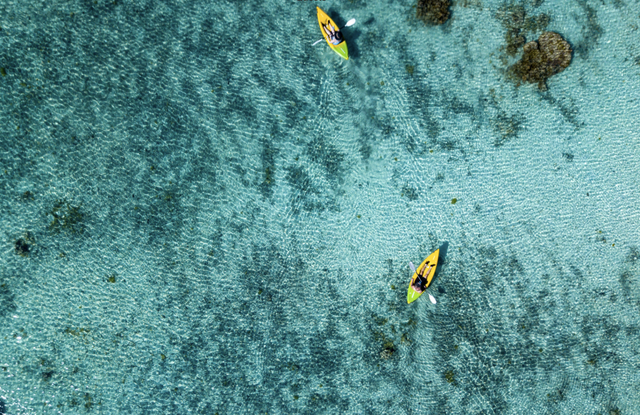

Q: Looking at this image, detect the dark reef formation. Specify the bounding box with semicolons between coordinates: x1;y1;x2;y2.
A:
510;31;572;90
417;0;451;25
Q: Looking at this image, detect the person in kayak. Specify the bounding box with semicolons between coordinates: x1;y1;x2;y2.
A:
411;263;433;293
322;22;343;45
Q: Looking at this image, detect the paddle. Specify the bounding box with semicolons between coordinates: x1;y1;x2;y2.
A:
429;293;437;305
312;18;356;45
409;261;437;304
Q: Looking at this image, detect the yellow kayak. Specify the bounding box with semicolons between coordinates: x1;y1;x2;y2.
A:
407;249;439;304
317;7;349;60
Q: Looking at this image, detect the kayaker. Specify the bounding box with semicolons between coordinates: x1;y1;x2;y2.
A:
411;264;433;293
322;23;343;45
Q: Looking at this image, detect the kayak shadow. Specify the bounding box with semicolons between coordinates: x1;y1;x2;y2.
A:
346;30;361;59
326;7;347;26
435;241;449;293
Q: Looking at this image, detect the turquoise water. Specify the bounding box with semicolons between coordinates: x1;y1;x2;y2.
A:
1;0;640;413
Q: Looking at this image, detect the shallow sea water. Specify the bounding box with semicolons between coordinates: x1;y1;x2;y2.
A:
1;0;640;414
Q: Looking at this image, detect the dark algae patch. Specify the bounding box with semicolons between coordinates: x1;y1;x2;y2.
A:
21;190;34;201
574;1;603;59
369;310;415;362
444;369;456;385
48;199;85;234
64;327;90;337
401;184;419;201
497;5;550;56
417;0;451;25
492;111;524;146
509;32;572;90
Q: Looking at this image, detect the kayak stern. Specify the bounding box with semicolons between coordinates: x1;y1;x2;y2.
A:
331;41;349;60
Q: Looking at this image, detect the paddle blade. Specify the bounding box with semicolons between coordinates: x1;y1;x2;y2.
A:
429;294;437;304
312;39;324;46
409;261;416;273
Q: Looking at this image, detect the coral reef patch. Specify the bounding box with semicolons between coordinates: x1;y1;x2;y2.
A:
509;32;572;90
417;0;451;25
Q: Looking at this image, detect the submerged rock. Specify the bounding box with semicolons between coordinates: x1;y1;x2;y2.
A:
510;31;572;90
15;239;30;256
417;0;451;25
